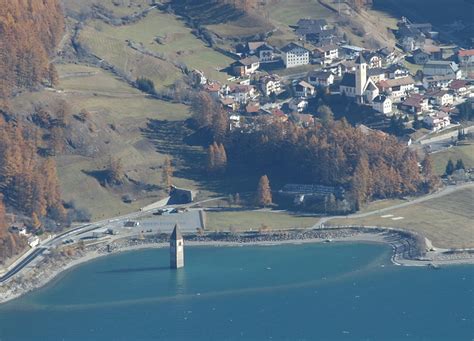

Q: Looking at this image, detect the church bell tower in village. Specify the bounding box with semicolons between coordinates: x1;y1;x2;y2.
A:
170;224;184;269
355;54;367;103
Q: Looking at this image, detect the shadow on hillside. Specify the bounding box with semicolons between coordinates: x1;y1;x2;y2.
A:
82;169;109;187
171;1;245;25
141;119;217;191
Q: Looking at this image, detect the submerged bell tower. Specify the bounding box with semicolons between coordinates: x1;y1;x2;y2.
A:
170;224;184;269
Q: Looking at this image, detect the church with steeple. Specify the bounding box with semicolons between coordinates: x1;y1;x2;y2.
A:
339;54;379;104
170;224;184;269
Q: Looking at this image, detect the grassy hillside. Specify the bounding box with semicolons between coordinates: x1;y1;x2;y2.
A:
432;144;474;176
11;62;210;220
329;187;474;249
77;10;233;87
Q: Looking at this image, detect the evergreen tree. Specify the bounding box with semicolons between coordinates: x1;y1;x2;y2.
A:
413;113;422;129
455;159;465;170
256;175;272;207
136;77;156;95
445;159;455;176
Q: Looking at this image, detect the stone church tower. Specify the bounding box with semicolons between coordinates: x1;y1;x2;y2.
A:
170;224;184;269
355;54;367;102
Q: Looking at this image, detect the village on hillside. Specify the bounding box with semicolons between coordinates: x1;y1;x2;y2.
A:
191;16;473;136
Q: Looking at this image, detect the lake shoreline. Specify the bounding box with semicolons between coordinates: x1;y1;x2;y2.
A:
1;227;473;305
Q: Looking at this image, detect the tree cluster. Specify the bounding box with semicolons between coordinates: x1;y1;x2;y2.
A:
136;77;157;95
0;196;28;263
445;158;465;176
0;121;66;229
207;142;227;173
0;0;64;96
224;119;436;208
191;92;229;142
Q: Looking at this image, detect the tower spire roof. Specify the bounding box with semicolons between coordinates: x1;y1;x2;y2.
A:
170;223;182;240
355;53;366;65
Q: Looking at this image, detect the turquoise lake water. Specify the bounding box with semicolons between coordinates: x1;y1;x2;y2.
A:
0;243;472;340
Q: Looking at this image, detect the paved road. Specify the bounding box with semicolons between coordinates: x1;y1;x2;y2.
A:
313;182;474;228
0;248;46;282
0;196;221;284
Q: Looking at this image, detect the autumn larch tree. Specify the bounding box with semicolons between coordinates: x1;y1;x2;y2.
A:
191;92;215;128
162;156;173;193
206;142;227;173
351;154;371;210
421;154;439;193
106;157;125;185
48;63;59;87
256;175;272;207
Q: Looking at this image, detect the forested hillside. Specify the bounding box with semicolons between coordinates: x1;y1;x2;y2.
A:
0;0;65;262
0;0;64;97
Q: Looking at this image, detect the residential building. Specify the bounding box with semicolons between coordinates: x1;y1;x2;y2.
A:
423;112;450;131
377;76;416;100
295;18;335;43
289;98;308;113
367;68;386;83
449;80;472;97
400;35;425;52
229;113;241;130
254;43;276;63
313;44;339;65
246;41;265;55
423;61;462;79
412;49;431;65
422;75;453;89
412;46;441;65
372;95;392;115
457;49;474;66
307;70;334;87
281;43;310;68
245;102;260;114
232;56;260;76
385;64;409;79
426;90;454;107
204;82;222;100
28;236;40;248
259;75;282;97
400;94;429;114
230;84;259;104
361;51;383;69
294;80;316;98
